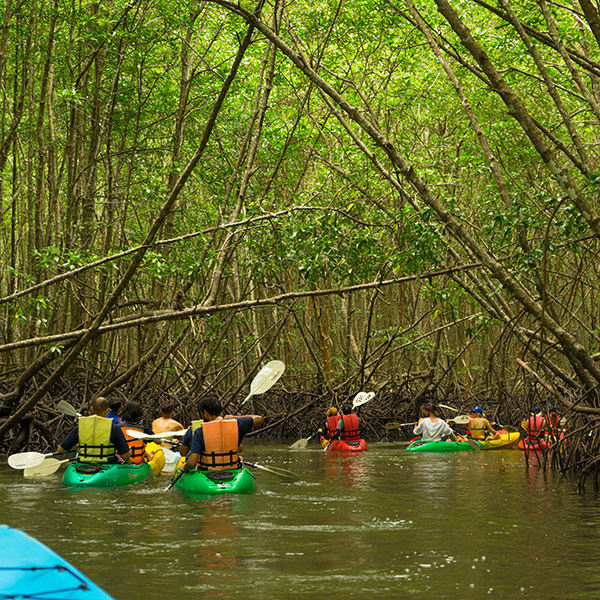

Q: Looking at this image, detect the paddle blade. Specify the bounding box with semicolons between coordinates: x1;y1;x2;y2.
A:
467;438;482;451
250;360;285;395
450;415;470;425
439;403;459;412
126;429;188;440
8;452;49;469
245;461;299;480
290;438;309;449
353;391;375;408
57;400;80;417
24;458;68;477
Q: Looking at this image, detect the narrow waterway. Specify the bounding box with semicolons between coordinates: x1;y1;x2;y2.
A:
2;441;600;599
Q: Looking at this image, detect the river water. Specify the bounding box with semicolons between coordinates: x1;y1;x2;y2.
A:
2;441;600;599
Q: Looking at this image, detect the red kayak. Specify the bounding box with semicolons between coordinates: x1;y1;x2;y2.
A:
518;434;565;452
321;437;369;452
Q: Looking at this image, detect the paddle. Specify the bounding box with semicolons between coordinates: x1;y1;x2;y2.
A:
23;457;74;477
439;403;459;412
290;432;318;449
352;391;375;408
57;400;81;417
8;451;64;470
384;422;415;429
448;415;470;425
165;469;185;491
244;461;299;480
466;438;482;451
125;429;187;441
385;414;470;429
232;360;285;415
167;363;286;491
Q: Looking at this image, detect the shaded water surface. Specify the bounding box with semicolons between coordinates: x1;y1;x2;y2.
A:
1;441;600;599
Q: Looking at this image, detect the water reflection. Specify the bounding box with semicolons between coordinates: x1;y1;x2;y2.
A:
2;444;600;599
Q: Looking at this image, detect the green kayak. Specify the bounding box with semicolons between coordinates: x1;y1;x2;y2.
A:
173;467;256;495
406;439;477;453
62;461;153;488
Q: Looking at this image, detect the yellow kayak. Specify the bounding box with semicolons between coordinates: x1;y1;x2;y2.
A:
477;431;520;450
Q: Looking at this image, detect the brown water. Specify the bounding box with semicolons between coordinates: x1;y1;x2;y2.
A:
2;441;600;599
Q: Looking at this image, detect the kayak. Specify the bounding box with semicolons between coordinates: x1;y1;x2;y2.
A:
320;437;369;452
518;435;565;451
62;443;165;488
173;466;256;495
406;439;476;452
0;525;115;599
478;431;521;450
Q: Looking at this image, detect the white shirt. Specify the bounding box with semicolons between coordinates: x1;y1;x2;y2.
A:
413;417;454;441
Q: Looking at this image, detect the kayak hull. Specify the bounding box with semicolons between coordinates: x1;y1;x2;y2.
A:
62;443;164;488
478;431;521;450
406;440;476;452
0;525;115;599
320;437;369;452
62;461;154;488
518;436;565;451
173;467;256;495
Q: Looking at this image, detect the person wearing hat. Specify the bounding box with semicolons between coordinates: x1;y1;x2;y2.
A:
467;407;500;441
413;403;457;442
318;407;341;444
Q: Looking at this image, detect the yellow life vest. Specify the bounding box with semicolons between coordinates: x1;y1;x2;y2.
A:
192;419;204;433
78;416;115;463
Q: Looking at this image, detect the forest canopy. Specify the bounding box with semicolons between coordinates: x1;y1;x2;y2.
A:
2;0;600;472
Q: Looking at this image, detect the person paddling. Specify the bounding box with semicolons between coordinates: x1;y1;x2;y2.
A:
120;400;155;464
180;396;263;474
335;404;361;442
413;403;458;442
177;399;207;459
524;406;546;444
57;397;132;464
318;407;340;444
467;407;500;441
152;401;184;450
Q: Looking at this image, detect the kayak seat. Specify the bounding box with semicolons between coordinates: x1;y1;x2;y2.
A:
345;441;361;447
206;471;236;482
75;464;108;474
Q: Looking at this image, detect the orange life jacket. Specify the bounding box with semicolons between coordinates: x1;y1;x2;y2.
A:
199;418;240;471
121;426;146;464
326;415;341;438
340;414;360;441
527;416;545;441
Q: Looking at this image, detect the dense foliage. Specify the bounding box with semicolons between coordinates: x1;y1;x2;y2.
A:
3;0;600;474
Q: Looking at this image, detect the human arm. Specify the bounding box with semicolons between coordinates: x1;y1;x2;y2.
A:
224;414;264;427
484;419;497;434
178;427;193;458
57;427;79;453
181;452;199;473
112;425;133;463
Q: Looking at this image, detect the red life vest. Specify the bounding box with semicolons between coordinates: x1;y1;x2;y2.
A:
199;418;240;471
340;414;360;441
527;416;545;440
121;426;146;464
326;415;341;438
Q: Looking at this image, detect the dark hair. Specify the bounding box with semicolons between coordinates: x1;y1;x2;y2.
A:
160;401;175;415
200;396;222;417
341;404;352;415
108;397;122;412
121;401;144;423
